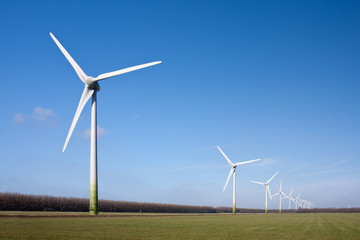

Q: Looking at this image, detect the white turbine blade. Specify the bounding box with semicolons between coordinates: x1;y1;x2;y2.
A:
267;186;272;200
93;61;161;81
279;180;282;192
249;181;265;186
62;86;94;152
223;168;234;191
235;158;261;166
272;192;279;198
49;32;86;82
217;146;234;167
289;187;294;197
266;171;279;184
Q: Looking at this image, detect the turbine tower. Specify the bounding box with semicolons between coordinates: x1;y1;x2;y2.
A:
50;32;161;215
217;146;260;215
272;180;287;213
250;171;279;214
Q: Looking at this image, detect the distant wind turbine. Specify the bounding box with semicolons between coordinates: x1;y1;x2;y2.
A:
294;193;302;209
305;200;314;209
284;187;294;210
250;171;279;214
302;199;310;209
272;180;287;213
217;146;260;215
50;32;161;215
298;197;311;209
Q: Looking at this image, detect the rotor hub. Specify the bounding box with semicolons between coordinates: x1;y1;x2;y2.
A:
88;81;100;91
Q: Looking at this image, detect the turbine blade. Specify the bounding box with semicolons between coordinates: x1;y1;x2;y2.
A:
235;158;261;166
249;181;265;185
280;180;282;192
49;32;86;82
94;61;162;81
272;192;279;198
62;86;94;152
223;168;234;191
289;187;294;197
266;171;279;184
217;146;234;167
267;186;272;200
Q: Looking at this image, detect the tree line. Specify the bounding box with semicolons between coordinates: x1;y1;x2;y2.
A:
1;193;359;213
0;193;216;213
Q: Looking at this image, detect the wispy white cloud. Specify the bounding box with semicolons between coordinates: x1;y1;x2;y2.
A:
82;126;108;139
293;174;360;207
288;163;315;173
326;159;348;169
292;168;340;178
289;159;349;177
14;107;57;126
32;107;56;123
253;157;277;167
14;113;25;124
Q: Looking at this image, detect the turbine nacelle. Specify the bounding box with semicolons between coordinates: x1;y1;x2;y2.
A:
83;77;100;91
87;80;100;91
83;76;94;85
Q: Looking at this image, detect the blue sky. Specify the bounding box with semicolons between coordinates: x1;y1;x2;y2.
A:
1;0;359;209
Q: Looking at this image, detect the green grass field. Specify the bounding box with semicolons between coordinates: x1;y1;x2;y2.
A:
1;212;359;239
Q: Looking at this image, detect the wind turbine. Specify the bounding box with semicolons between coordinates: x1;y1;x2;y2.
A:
50;32;161;215
272;180;287;213
284;187;294;210
294;193;302;209
306;200;314;209
250;171;279;214
299;198;310;209
217;146;260;215
302;199;310;209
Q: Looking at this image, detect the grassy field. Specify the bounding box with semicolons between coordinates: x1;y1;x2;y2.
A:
0;212;359;239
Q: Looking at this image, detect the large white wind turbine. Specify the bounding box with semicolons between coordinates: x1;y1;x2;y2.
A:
217;146;260;215
250;171;279;214
272;180;287;213
50;32;161;215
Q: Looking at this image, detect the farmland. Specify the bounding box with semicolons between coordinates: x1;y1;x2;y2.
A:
0;212;359;239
